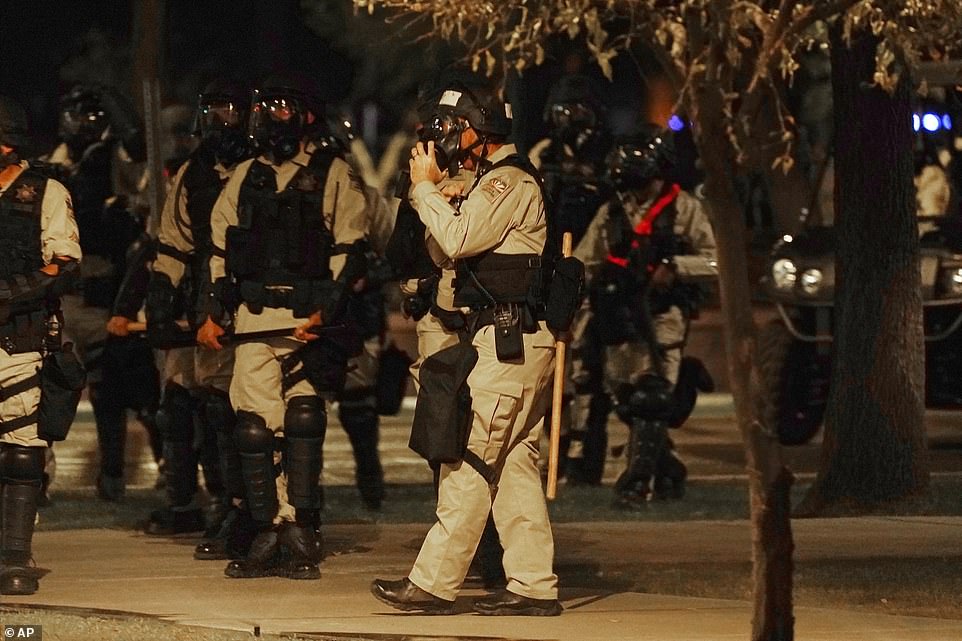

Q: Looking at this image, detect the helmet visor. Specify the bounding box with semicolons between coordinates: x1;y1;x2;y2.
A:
548;103;597;130
198;100;246;133
59;108;107;138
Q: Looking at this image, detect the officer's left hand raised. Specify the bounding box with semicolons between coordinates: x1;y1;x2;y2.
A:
409;141;446;186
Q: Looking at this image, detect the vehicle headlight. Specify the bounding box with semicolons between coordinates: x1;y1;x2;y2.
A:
942;267;962;296
772;258;797;290
800;268;823;295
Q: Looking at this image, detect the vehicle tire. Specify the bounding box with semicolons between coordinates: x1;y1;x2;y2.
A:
757;320;827;445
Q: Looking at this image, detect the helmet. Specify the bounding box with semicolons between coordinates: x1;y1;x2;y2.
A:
0;95;29;148
544;75;605;139
249;72;326;162
606;126;676;191
420;78;513;173
194;78;251;165
59;85;109;153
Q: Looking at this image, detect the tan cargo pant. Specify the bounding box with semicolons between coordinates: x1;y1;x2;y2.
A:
229;336;322;524
0;350;44;448
408;322;558;601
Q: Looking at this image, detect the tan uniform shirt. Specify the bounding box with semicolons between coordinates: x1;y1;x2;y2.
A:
209;144;370;333
0;163;82;447
575;188;718;284
154;160;233;286
0;162;82;264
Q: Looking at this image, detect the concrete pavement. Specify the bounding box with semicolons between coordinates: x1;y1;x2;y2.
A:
5;517;961;640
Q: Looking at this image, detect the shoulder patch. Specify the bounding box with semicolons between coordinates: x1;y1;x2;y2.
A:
478;176;510;202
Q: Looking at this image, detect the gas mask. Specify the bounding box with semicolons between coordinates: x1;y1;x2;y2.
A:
249;94;309;162
197;100;249;165
607;141;665;192
418;114;461;175
59;106;108;158
548;102;598;149
420;112;487;175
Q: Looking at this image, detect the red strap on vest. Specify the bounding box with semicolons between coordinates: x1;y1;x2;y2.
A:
606;184;681;268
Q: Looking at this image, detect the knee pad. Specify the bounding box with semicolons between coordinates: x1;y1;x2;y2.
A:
284;396;325;511
157;381;194;442
0;445;45;485
625;375;675;422
235;411;274;454
204;388;236;434
284;396;327;440
234;411;278;523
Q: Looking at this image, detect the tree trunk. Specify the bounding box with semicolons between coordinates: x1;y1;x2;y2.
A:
693;86;794;641
799;26;929;515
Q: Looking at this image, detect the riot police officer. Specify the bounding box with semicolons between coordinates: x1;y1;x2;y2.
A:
575;126;717;507
528;75;614;486
111;79;255;545
529;74;612;243
372;79;563;616
0;96;82;594
47;84;161;501
197;73;372;580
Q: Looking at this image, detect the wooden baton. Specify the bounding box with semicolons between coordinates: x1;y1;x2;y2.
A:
546;231;573;500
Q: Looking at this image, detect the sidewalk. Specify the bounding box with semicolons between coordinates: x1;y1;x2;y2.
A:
7;517;962;640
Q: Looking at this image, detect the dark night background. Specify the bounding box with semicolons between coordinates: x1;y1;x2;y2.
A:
0;0;663;160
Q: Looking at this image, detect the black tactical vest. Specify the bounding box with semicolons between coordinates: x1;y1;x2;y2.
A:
183;146;224;254
0;169;46;280
452;155;548;313
225;150;337;313
0;168;50;352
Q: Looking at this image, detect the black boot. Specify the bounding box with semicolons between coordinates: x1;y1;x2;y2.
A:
653;447;688;500
224;526;284;578
278;519;322;580
146;383;201;535
195;506;258;560
0;446;44;595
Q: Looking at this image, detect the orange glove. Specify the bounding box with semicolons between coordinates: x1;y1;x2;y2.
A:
106;316;131;336
197;316;225;351
293;311;323;342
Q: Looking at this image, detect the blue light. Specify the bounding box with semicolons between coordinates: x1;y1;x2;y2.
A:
943;114;953;130
913;114;921;131
668;114;685;131
922;113;941;132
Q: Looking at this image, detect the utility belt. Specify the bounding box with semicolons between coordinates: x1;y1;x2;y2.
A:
436;301;545;364
453;254;545;310
238;279;337;318
0;310;47;355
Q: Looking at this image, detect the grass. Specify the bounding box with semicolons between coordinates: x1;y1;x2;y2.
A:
38;476;962;531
